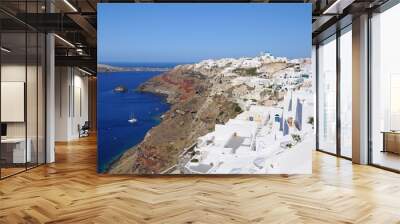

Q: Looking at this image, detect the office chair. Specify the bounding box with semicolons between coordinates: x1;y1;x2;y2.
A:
79;121;90;138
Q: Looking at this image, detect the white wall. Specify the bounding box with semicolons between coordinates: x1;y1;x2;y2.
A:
72;73;89;138
1;82;25;122
55;67;89;141
55;66;70;141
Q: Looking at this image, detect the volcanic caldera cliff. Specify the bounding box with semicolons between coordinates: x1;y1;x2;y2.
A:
108;65;241;174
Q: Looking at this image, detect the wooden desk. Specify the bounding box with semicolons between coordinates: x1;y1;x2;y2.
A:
382;131;400;154
1;138;31;163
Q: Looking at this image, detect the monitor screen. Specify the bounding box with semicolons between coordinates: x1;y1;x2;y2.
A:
1;123;7;137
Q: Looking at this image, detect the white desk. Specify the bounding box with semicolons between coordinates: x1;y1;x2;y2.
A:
1;138;31;163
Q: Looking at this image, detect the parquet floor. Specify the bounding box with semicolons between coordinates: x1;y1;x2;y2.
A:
1;135;400;224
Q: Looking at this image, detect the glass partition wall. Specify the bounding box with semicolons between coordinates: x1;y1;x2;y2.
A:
0;30;27;177
0;2;46;179
339;26;352;158
317;35;337;155
317;25;353;159
370;2;400;171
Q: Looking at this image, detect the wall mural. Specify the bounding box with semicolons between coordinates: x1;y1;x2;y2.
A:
97;3;314;174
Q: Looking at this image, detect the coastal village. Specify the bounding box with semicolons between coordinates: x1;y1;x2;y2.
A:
176;52;314;174
108;52;314;175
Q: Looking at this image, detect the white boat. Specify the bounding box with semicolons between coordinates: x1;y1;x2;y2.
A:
128;113;137;124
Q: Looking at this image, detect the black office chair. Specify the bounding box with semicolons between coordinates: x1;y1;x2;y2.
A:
78;121;90;138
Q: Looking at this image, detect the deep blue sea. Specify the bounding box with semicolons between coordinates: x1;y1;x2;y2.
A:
97;70;171;173
104;62;187;68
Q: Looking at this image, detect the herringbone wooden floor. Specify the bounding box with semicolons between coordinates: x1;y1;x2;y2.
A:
1;135;400;224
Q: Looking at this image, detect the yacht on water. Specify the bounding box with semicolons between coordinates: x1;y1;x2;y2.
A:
128;113;137;124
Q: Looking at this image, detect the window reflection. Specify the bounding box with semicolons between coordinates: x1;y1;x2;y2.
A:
340;27;352;158
371;4;400;171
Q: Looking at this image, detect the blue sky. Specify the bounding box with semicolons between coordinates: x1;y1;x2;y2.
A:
98;4;311;63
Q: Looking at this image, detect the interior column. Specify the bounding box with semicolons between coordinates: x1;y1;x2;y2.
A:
352;14;369;164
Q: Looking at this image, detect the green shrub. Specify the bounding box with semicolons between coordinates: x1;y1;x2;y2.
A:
233;67;258;76
307;117;314;126
234;105;243;113
291;134;301;143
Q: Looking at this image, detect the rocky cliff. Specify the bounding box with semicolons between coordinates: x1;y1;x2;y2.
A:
108;65;241;174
